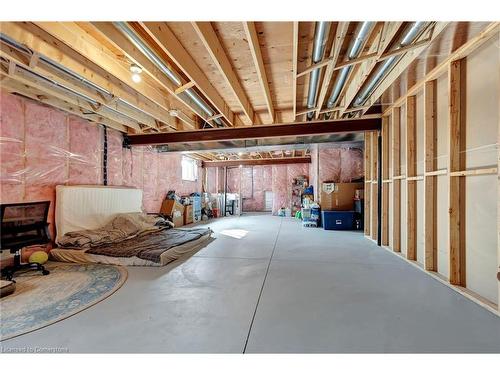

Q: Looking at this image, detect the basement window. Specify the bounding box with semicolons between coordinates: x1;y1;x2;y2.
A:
182;155;198;181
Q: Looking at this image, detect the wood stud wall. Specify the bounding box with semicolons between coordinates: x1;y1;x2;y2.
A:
364;40;500;312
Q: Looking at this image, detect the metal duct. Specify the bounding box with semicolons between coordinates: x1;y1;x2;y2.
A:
114;22;223;126
354;22;428;107
326;22;375;111
305;22;330;120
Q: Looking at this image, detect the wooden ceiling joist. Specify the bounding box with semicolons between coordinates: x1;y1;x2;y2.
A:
292;21;299;120
243;22;275;124
202;157;311;168
127;117;381;145
139;22;235;127
192;22;255;125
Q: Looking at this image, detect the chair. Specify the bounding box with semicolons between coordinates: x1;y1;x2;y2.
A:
1;201;51;281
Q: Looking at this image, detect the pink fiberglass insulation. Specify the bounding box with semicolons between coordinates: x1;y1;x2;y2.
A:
317;147;364;184
206;167;217;193
157;153;202;197
68;116;102;185
226;167;240;193
241;167;253;198
271;165;288;213
121;147;133;187
142;148;160;213
24;100;68;186
107;129;124;186
130;146;144;189
241;166;273;212
0;92;24;186
309;144;319;200
340;148;364;181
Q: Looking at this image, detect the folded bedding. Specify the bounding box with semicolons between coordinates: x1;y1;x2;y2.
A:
57;212;172;249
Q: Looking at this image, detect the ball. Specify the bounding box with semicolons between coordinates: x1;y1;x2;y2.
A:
28;251;49;265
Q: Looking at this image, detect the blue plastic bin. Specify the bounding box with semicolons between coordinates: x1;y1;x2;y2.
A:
322;210;356;230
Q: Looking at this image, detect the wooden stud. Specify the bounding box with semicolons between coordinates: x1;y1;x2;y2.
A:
371;132;378;241
406;96;417;261
292;21;299;121
449;58;467;286
381;116;390;246
364;131;372;236
392;107;401;251
174;81;196;95
243;22;275;123
449;168;498;177
424;80;438;271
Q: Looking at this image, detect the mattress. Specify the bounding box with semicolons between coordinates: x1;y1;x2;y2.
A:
50;232;213;266
55;185;143;243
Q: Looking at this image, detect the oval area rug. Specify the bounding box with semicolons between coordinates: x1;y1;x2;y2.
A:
0;262;127;341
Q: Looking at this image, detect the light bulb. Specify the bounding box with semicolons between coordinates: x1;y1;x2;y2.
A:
131;73;142;83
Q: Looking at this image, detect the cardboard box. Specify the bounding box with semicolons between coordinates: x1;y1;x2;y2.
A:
184;205;193;225
160;199;184;217
160;199;185;227
320;182;364;210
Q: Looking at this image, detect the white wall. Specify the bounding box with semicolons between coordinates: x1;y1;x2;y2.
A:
464;36;499;304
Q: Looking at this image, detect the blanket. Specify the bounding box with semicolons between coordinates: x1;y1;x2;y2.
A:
86;228;212;263
57;213;173;249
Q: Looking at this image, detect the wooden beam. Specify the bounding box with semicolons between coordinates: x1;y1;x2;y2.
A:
28;22;179;129
406;95;417;261
424;80;438;271
174;81;195;95
0;77;127;132
392;106;401;251
127;117;381;145
202;157;311;168
364;131;372;236
378;38;432;62
140;22;235;126
383;22;499;117
192;22;255;125
371;131;378;241
314;22;350;119
449;168;498;177
449;58;467;286
381;116;390;246
243;22;275;123
292;21;299;120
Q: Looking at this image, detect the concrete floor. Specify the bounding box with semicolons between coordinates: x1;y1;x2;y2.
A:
2;213;500;353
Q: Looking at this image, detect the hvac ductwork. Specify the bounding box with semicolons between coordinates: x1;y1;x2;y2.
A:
325;22;375;113
305;22;330;120
353;22;428;107
114;22;223;127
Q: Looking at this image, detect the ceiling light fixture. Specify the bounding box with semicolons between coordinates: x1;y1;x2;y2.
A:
130;63;143;83
169;109;179;117
238;152;244;156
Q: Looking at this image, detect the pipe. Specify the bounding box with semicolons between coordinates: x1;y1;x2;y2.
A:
114;22;223;126
326;22;375;111
305;22;330;120
354;22;428;106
